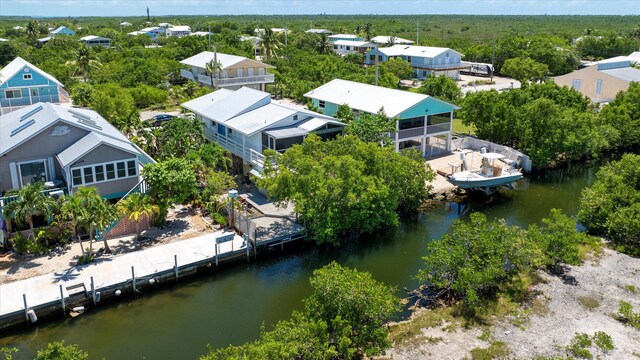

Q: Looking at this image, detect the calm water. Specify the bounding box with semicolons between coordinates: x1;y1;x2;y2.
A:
0;164;598;359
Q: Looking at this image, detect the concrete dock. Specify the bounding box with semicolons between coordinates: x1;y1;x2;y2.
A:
0;230;247;331
426;150;483;195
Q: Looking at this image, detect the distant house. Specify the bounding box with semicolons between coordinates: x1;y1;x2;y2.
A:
127;27;164;38
0;57;69;115
36;37;51;47
166;25;191;37
370;35;414;45
79;35;110;48
332;40;376;57
179;51;275;91
0;102;154;201
158;23;173;28
49;26;75;37
182;87;345;176
365;45;468;80
306;29;333;35
0;38;7;42
328;34;362;42
119;21;132;27
190;31;212;37
305;79;460;157
553;59;640;103
12;26;24;31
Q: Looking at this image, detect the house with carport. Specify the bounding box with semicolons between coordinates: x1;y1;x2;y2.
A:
305;79;459;157
182;87;345;176
365;45;468;80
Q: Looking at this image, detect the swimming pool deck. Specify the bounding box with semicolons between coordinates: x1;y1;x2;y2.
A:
0;230;245;326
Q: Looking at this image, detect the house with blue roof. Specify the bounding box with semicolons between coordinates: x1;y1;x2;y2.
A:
182;87;345;176
305;79;460;157
49;26;76;37
0;57;69;115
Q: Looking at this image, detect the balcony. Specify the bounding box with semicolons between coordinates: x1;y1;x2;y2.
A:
414;62;471;71
203;127;265;171
182;69;275;88
396;123;451;140
426;123;450;134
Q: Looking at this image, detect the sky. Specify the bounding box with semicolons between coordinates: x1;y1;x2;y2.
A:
0;0;637;17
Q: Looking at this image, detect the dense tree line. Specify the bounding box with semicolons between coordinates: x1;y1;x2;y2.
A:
460;81;636;169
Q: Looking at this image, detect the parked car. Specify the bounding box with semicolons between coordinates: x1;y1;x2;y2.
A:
148;114;175;127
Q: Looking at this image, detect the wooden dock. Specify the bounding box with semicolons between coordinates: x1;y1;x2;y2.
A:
0;229;264;331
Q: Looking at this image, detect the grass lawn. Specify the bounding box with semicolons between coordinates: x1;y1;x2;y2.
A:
452;118;476;135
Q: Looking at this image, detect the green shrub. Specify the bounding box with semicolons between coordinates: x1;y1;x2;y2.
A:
593;331;614;352
9;232;29;255
617;301;640;329
470;341;510;360
566;333;593;359
129;84;168;109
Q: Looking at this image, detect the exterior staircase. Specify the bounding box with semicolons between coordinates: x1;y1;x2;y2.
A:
95;178;149;241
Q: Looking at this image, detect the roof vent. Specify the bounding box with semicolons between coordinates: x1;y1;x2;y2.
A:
20;105;43;121
10;119;35;137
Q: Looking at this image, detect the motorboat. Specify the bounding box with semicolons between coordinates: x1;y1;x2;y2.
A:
447;151;523;194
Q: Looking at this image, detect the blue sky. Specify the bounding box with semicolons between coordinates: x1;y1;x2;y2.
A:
0;0;637;17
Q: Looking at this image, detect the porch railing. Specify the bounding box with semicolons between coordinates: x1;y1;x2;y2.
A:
0;187;68;216
396;123;451;140
194;73;274;87
203;128;266;170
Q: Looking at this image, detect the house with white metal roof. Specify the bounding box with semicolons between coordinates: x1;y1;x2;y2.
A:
554;59;640;102
305;79;460;157
182;87;345;176
0;38;7;42
0;57;70;115
127;27;164;38
49;26;75;37
0;102;154;202
328;34;363;42
365;45;468;80
306;29;333;35
370;35;414;45
79;35;110;48
166;25;191;37
180;51;275;91
332;40;376;57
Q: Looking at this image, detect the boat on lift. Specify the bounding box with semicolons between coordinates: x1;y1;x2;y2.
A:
447;150;523;194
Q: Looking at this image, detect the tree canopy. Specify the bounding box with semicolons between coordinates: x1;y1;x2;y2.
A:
500;57;549;83
418;74;463;103
257;135;434;244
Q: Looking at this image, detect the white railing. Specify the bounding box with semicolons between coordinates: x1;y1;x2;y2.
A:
396;123;451;140
195;74;275;87
180;68;196;81
203;127;265;170
426;123;450;134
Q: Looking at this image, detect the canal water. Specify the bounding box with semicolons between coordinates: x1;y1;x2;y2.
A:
0;163;599;359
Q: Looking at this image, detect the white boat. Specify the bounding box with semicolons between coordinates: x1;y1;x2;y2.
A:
447;151;523;193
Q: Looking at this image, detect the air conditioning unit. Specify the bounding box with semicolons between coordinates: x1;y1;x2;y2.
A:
49;190;64;199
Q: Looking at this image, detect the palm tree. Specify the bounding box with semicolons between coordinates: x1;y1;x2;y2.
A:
386;36;397;47
317;33;333;55
259;28;282;63
117;193;159;240
66;45;101;82
74;187;102;256
93;199;118;253
60;194;89;257
205;59;223;89
3;182;56;244
26;20;39;41
363;22;373;41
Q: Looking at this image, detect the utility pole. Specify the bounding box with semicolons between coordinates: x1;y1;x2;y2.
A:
375;50;379;86
146;7;150;22
285;26;288;46
208;25;211;50
416;22;419;45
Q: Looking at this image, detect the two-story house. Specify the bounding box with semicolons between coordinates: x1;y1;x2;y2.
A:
305;79;460;157
0;57;69;115
180;51;275;91
166;26;191;37
79;35;111;48
328;34;363;42
182;87;345;176
554;56;640;103
127;27;164;39
332;40;376;57
365;45;468;80
0;102;154;200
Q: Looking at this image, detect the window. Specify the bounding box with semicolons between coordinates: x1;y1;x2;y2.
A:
117;162;126;178
595;79;603;95
23;74;32;80
30;89;38;97
293;114;298;121
319;100;325;108
127;160;136;176
83;167;94;184
369;54;375;61
5;89;21;99
19;160;47;186
407;56;412;63
106;163;116;180
572;79;581;90
95;165;105;182
72;169;82;186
